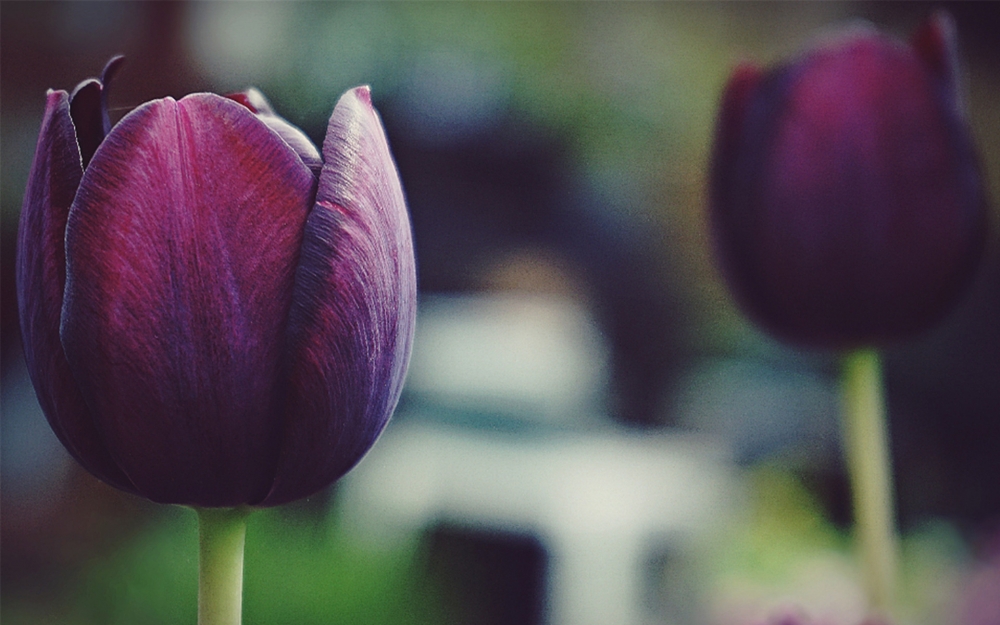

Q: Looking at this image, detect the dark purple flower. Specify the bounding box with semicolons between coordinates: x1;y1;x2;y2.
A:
16;58;416;507
709;12;989;349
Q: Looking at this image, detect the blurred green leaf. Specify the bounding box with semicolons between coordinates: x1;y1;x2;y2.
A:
61;506;451;625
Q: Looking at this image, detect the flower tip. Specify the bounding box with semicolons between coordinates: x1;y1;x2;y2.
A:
914;10;955;48
351;85;373;107
245;87;272;112
333;86;378;124
911;10;962;110
69;78;101;101
719;61;763;123
101;55;126;86
912;10;958;68
713;61;763;159
224;87;273;115
726;61;763;100
224;91;254;111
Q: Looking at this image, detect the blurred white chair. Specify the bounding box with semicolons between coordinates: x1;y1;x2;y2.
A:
337;294;737;625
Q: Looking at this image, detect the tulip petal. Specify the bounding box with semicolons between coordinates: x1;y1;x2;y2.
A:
17;90;137;493
710;62;766;315
68;56;124;169
69;79;103;169
263;87;416;506
226;88;323;176
61;94;315;506
98;55;124;133
712;62;764;177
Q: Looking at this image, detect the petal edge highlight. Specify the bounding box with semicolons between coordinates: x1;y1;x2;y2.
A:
263;87;416;506
17;90;137;493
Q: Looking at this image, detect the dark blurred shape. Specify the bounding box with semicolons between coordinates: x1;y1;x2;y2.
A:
385;110;688;425
886;240;1000;530
427;526;547;625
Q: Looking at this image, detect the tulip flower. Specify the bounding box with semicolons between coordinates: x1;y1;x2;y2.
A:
16;56;417;509
710;13;988;350
708;12;989;621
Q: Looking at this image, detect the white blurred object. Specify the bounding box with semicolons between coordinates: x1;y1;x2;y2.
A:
405;294;610;426
340;419;734;625
338;293;736;625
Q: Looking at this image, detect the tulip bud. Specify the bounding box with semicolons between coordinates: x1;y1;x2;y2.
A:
710;12;989;349
16;58;416;507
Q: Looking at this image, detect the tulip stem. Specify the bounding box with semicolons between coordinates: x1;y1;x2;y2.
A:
839;349;898;616
196;507;251;625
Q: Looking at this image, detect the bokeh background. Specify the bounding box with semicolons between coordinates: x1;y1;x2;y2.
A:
2;2;998;624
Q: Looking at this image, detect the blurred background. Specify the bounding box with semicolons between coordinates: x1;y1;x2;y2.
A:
2;2;998;624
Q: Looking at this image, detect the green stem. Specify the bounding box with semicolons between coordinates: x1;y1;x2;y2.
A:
196;507;251;625
840;349;898;615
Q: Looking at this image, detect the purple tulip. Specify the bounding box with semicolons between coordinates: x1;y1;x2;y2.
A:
16;58;417;507
710;12;989;349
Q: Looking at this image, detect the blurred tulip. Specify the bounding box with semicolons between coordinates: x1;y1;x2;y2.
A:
710;12;989;348
16;58;416;507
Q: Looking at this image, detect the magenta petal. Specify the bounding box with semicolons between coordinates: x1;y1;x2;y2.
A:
61;94;314;506
227;88;323;176
16;90;137;493
262;87;416;506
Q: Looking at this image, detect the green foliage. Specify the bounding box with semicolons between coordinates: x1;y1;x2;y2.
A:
50;506;450;625
708;465;849;586
243;508;451;625
71;508;198;625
